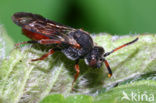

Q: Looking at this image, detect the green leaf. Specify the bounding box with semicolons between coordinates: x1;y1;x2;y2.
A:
94;80;156;103
40;94;93;103
0;25;14;60
65;95;93;103
40;80;156;103
0;33;156;103
0;48;66;103
40;94;64;103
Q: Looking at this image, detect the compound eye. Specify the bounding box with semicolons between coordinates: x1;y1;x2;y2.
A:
99;58;103;61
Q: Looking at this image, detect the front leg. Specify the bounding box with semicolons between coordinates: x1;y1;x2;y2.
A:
72;59;80;89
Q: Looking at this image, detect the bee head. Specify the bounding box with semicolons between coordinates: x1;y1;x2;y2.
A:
85;46;105;68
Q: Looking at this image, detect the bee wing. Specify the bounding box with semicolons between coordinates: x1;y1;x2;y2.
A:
12;12;77;45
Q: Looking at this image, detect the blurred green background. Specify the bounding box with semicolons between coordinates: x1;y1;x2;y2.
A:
1;0;156;42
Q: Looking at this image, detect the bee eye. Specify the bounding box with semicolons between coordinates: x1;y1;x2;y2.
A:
99;58;103;61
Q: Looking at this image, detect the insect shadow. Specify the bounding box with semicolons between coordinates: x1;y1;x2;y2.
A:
31;44;106;89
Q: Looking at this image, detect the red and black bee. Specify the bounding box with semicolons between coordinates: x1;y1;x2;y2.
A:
12;12;138;87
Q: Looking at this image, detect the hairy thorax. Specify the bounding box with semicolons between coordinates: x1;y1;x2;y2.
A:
62;29;94;60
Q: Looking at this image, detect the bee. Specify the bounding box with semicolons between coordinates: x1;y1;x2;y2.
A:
12;12;138;88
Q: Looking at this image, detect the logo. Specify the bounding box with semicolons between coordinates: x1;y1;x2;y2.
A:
121;91;154;102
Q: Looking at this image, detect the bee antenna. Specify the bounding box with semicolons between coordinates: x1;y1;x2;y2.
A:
104;37;138;57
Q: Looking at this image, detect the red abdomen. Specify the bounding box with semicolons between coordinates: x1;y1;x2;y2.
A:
22;28;50;40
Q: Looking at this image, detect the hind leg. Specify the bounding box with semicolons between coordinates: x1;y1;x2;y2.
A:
31;49;55;61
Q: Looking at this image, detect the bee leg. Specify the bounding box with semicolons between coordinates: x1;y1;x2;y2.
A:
31;49;54;61
15;40;38;47
103;59;112;78
72;60;80;90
